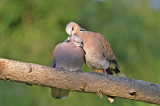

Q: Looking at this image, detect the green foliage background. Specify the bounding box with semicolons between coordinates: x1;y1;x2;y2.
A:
0;0;160;106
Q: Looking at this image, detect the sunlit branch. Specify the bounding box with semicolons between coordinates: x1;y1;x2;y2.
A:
0;58;160;105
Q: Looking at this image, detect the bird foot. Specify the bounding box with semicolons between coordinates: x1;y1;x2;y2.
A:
104;69;111;83
104;72;110;80
91;67;95;73
91;70;95;73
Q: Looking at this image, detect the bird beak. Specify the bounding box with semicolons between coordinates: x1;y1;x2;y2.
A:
65;37;71;42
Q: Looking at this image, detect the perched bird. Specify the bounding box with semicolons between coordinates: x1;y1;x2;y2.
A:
66;22;125;77
66;22;125;103
51;34;85;99
65;22;126;78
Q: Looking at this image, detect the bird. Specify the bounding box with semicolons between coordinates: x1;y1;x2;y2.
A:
65;22;126;103
65;22;126;78
51;34;85;99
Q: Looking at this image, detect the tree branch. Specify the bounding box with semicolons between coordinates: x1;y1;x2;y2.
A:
0;58;160;105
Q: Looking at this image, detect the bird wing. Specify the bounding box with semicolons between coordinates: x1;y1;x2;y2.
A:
97;33;115;61
97;33;126;77
97;35;120;68
51;44;60;68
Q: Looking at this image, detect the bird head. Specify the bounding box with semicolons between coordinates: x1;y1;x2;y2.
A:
71;34;83;48
65;22;85;37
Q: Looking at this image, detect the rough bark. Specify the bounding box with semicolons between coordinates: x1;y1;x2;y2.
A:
0;58;160;105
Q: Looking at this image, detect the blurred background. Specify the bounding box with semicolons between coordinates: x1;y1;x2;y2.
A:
0;0;160;106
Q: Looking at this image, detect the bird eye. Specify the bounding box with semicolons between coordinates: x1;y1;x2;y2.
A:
72;27;74;31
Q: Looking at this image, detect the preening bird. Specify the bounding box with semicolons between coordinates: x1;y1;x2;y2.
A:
51;34;85;99
65;22;126;78
66;22;126;103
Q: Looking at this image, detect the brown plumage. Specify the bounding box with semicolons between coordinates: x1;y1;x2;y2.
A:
66;22;126;103
66;22;126;77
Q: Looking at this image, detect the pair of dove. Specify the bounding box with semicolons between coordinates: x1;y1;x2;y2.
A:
51;22;125;99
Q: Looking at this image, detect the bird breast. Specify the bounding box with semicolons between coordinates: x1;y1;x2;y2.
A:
77;31;109;69
55;42;84;71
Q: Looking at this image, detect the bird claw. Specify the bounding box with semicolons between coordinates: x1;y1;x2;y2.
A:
104;72;110;80
104;69;111;83
91;67;95;72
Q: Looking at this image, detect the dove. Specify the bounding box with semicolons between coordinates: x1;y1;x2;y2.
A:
66;22;126;103
65;22;126;78
51;34;85;99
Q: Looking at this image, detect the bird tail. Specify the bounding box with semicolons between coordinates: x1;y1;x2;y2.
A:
51;87;69;99
108;59;126;78
114;67;126;78
96;67;126;78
